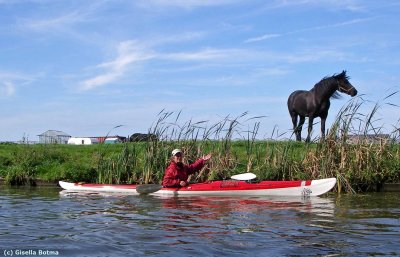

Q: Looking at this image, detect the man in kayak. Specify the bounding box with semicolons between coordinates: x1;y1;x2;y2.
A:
162;149;212;188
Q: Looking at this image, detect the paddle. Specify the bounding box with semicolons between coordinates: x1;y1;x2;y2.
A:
135;172;256;194
231;172;257;181
136;184;163;194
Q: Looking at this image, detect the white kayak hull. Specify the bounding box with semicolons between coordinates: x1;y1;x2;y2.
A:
59;177;336;197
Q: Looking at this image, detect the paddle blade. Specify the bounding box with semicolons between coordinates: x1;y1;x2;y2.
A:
231;172;257;181
136;184;163;194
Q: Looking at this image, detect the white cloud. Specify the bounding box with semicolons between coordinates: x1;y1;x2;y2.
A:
78;45;252;92
255;67;291;76
1;81;16;96
0;71;33;81
79;40;154;91
151;31;207;46
15;2;105;37
21;11;86;32
244;34;281;43
77;40;362;92
266;0;365;12
139;0;240;9
245;18;373;43
162;48;231;61
0;71;37;97
294;17;375;33
284;49;350;63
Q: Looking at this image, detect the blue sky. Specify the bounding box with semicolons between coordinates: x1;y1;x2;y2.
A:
1;0;399;141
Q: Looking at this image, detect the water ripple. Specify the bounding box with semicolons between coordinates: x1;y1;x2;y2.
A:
0;187;399;256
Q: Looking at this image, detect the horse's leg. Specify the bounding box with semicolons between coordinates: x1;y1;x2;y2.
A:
320;117;326;141
297;116;305;141
306;117;314;143
290;113;298;140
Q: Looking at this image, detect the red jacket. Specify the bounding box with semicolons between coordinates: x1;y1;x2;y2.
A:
162;159;205;187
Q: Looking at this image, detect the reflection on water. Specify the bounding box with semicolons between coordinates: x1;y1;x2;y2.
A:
0;186;399;256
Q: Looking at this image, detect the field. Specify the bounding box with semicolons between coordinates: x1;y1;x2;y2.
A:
0;139;399;193
1;134;399;193
1;99;399;193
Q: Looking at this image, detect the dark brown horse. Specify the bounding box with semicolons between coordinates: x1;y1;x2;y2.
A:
287;71;357;142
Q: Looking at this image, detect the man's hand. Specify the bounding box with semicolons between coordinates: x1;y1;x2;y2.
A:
202;153;212;161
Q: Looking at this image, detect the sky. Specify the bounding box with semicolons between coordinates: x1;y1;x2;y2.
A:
1;0;399;142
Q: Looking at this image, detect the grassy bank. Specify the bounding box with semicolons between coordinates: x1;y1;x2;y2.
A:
1;97;399;193
0;139;398;193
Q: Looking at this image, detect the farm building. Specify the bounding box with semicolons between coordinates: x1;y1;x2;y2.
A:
97;135;127;143
104;137;123;144
67;137;99;145
38;130;71;144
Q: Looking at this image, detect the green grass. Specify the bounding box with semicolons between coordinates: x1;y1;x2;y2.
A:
0;144;98;184
1;96;399;193
0;138;398;192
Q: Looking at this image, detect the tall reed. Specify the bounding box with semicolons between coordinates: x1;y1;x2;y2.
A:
94;95;399;193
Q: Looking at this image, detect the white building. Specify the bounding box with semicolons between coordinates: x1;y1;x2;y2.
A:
67;137;99;145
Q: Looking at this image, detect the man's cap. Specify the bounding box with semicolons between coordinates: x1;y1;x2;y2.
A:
172;149;183;156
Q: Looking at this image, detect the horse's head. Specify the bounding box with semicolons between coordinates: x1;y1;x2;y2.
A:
336;70;357;97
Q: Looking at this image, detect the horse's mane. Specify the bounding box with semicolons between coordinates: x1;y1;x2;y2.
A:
334;70;350;81
312;71;349;99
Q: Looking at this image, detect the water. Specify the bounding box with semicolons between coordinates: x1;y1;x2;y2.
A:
0;186;399;256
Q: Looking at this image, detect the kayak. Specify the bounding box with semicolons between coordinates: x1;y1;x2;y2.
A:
59;177;336;197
